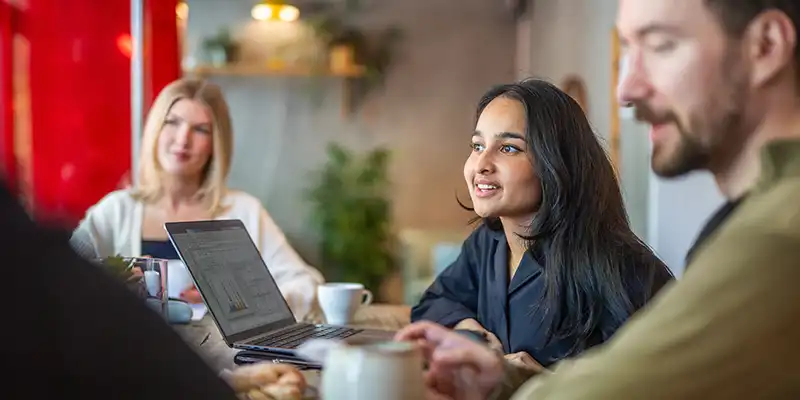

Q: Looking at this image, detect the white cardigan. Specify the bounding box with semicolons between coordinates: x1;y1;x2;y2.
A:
71;189;324;318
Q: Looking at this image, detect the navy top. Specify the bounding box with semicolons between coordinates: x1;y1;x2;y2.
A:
141;240;179;260
411;224;673;367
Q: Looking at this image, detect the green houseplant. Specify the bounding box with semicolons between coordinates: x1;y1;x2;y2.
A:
308;15;402;87
306;143;396;295
305;1;403;111
96;255;148;299
201;27;239;66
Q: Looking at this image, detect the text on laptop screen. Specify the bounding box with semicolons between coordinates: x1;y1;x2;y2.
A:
170;226;293;337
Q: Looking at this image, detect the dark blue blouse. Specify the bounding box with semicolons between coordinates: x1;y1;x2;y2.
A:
141;240;179;260
411;224;673;367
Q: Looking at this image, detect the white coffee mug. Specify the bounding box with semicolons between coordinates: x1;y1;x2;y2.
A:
322;341;424;400
317;283;373;326
167;260;192;298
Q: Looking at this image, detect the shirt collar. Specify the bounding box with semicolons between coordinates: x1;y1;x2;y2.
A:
756;139;800;190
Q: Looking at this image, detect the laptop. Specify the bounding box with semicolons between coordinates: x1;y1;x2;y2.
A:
165;219;395;357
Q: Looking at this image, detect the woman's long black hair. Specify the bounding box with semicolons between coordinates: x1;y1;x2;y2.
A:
468;78;670;354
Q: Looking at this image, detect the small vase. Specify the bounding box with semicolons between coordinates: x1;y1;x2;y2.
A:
329;44;354;73
225;44;239;63
207;47;227;67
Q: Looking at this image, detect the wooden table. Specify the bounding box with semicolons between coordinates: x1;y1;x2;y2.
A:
176;304;411;373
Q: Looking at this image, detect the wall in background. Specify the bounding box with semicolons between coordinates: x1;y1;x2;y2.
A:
20;0;134;223
647;171;724;275
516;0;652;236
1;0;180;225
518;0;724;275
185;0;516;264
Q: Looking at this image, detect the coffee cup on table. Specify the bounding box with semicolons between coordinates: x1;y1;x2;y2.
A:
317;283;373;326
167;260;192;298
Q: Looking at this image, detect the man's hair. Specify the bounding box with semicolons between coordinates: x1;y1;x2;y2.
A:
706;1;799;69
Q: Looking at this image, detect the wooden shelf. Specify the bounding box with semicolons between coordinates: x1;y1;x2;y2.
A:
183;64;366;78
183;64;366;117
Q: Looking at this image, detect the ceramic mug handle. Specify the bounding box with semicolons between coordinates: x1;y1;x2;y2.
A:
361;289;373;306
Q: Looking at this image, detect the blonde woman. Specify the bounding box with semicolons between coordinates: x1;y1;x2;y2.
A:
71;78;324;317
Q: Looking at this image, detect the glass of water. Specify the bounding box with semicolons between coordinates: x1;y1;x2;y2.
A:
96;256;170;320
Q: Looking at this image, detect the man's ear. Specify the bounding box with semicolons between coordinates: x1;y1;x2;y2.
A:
745;9;797;88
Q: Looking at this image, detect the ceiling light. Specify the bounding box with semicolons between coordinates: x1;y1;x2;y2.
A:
251;2;300;22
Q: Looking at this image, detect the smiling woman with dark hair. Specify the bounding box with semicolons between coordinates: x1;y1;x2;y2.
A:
411;78;673;370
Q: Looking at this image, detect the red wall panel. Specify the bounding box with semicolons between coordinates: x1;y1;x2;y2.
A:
148;0;180;104
17;0;179;226
21;0;132;224
0;1;14;191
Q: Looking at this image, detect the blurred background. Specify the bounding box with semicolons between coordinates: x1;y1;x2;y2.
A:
0;0;723;304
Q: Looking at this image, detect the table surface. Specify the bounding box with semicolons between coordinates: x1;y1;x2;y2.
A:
176;304;411;373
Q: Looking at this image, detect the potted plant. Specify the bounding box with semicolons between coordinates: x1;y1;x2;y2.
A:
308;11;403;91
96;255;148;299
305;143;396;296
201;28;239;67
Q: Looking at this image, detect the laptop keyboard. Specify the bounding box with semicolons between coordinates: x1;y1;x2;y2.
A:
251;324;361;349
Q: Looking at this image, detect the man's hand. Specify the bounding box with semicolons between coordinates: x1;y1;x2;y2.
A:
395;321;505;399
453;318;504;352
504;351;544;373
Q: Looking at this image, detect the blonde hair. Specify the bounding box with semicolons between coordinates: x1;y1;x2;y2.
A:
132;78;233;214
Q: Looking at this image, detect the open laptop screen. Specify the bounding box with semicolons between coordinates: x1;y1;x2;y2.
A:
167;220;295;342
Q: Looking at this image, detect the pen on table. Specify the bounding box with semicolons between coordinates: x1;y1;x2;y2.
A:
199;333;210;347
271;358;320;369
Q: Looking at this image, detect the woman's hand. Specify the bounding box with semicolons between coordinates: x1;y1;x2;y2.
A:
395;321;505;399
504;351;545;373
127;267;144;282
180;285;203;304
453;318;504;352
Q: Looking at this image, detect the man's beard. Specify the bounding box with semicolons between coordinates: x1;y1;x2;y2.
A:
634;56;748;178
634;107;710;178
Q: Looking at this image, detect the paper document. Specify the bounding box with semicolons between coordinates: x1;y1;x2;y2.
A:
191;303;208;321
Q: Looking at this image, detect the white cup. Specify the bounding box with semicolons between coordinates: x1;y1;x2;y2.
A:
317;283;373;326
322;342;424;400
144;270;161;297
167;260;192;298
